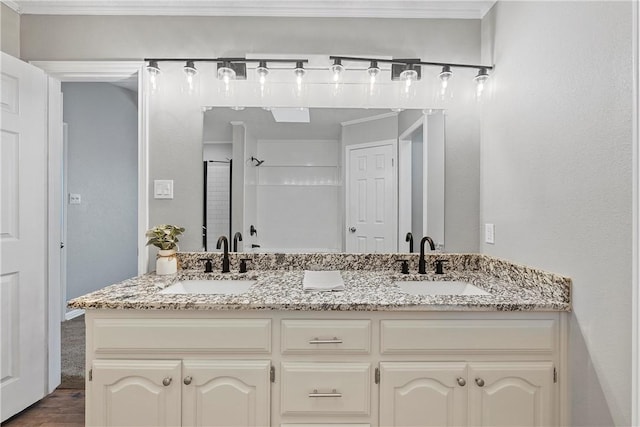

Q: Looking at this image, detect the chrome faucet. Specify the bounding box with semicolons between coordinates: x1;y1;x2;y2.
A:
216;235;230;273
233;232;243;252
418;236;436;274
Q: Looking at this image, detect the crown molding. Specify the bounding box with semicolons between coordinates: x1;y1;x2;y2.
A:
11;1;495;19
1;1;22;13
341;111;398;127
29;60;144;81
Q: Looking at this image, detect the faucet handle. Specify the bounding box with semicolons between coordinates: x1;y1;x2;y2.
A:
239;258;252;274
434;259;449;275
396;259;410;275
199;258;213;273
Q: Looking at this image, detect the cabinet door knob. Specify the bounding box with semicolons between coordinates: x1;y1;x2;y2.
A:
475;378;485;387
162;377;172;387
183;376;192;385
349;227;356;233
456;377;466;387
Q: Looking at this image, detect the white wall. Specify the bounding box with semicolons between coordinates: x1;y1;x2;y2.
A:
19;15;483;253
481;2;632;425
243;128;258;250
426;113;446;247
0;3;20;57
256;139;340;252
62;83;138;300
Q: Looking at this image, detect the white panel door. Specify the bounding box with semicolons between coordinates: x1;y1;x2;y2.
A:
182;359;270;427
379;362;468;427
90;359;182;426
0;52;48;422
468;362;554;427
346;143;396;253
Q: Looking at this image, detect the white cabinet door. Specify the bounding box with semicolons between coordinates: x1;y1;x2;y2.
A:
182;360;271;427
468;362;554;427
379;362;468;427
90;359;181;427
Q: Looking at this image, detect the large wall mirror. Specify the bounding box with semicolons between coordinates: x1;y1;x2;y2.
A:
202;107;445;253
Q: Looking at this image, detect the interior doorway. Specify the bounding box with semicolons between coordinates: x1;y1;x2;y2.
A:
61;81;139;317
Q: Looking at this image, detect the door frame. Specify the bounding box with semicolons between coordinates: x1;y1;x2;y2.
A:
31;61;149;391
344;139;398;253
32;60;149;276
398;114;427;252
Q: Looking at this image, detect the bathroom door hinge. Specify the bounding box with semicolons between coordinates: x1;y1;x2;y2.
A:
375;367;380;384
270;366;275;383
553;367;557;383
88;368;92;382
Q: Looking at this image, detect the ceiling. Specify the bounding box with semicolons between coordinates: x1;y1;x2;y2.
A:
203;107;398;141
3;1;495;19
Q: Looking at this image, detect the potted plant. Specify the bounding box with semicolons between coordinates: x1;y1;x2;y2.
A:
146;224;185;275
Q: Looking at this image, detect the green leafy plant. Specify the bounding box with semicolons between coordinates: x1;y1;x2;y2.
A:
145;224;185;250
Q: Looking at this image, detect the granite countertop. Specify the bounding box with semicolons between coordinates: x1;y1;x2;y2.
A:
68;254;571;312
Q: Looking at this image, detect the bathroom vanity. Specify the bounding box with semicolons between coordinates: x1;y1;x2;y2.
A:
70;253;571;427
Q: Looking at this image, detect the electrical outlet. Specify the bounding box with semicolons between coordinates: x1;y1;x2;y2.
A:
484;223;495;244
69;193;81;205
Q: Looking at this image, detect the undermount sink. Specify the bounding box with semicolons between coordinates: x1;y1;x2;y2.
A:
395;280;490;296
159;279;256;295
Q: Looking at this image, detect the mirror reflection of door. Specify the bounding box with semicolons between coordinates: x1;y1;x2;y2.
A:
345;142;397;253
203;143;232;251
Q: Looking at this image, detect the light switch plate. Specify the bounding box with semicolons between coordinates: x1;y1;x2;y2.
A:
154;180;174;199
69;193;81;205
484;223;495;244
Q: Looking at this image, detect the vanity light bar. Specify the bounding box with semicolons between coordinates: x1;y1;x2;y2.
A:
145;57;309;81
145;56;493;90
329;55;493;85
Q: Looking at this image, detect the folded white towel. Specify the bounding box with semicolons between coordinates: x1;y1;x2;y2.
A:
303;270;345;292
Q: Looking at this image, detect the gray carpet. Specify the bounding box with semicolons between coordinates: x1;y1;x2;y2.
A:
60;315;85;389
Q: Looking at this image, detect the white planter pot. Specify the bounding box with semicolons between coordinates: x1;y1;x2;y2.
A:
156;249;178;275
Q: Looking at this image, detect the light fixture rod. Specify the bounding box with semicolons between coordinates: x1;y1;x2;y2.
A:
144;57;309;64
329;55;493;71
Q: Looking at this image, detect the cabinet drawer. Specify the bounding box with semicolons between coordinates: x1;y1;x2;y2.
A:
281;320;371;354
281;362;371;416
91;318;271;353
381;319;555;354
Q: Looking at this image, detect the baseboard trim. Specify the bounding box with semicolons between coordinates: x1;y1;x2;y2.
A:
65;309;85;321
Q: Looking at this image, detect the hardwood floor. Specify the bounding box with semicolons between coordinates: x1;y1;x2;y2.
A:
2;388;85;426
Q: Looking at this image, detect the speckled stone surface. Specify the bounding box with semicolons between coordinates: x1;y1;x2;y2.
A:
68;253;571;312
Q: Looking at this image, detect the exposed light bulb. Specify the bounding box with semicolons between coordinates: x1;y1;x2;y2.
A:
367;60;381;85
218;62;236;85
146;60;160;94
183;61;197;95
399;64;418;94
330;59;344;83
438;65;452;100
474;68;489;99
256;61;269;85
294;61;306;94
256;61;269;99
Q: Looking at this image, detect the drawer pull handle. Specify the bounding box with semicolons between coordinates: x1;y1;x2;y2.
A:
162;377;172;387
309;337;343;344
308;389;342;398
